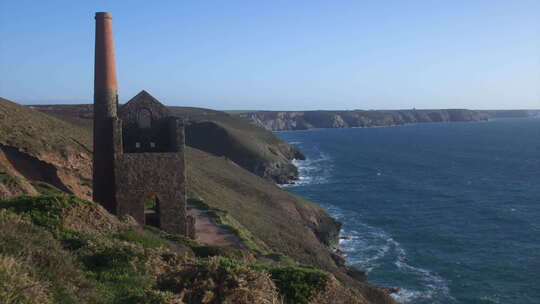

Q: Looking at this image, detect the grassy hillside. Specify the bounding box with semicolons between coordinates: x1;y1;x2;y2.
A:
0;98;92;200
171;106;304;184
1;194;369;304
186;147;337;269
31;103;304;183
1;98;396;303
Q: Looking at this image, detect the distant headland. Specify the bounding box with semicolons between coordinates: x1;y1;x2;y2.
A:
237;109;538;131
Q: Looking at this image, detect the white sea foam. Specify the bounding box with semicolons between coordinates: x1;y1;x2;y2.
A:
391;288;428;303
319;202;454;304
391;237;454;303
479;295;501;303
285;150;332;187
283;142;453;303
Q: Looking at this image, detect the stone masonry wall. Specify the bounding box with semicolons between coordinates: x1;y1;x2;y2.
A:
114;152;187;235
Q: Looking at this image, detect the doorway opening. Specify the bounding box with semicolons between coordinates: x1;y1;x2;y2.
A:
144;194;160;228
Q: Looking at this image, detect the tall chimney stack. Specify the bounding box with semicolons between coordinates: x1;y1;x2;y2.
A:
94;12;118;118
93;12;118;213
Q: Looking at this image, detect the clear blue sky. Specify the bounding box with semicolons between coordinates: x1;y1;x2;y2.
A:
1;0;539;110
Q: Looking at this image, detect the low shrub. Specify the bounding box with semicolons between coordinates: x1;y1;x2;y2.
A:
80;241;153;303
0;194;86;230
252;264;329;304
144;225;200;248
191;245;246;259
261;253;298;266
58;229;95;250
0;210;86;303
113;230;167;249
0;254;52;304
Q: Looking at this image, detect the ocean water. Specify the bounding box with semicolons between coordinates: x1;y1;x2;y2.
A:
276;118;540;304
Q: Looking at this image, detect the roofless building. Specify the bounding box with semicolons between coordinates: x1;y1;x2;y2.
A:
92;12;193;237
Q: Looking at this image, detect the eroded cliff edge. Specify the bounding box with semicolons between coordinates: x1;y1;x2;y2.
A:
239;109;489;131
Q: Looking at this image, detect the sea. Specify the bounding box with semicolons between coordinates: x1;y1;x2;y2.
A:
276;117;540;304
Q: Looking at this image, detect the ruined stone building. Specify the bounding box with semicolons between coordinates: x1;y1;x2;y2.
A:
92;12;193;236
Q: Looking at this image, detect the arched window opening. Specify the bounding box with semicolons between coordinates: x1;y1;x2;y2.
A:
137;108;152;129
144;194;160;228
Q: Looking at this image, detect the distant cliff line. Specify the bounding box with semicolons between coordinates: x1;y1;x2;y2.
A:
238;109;538;131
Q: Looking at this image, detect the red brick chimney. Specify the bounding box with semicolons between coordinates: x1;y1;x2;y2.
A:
94;12;118;118
93;12;118;213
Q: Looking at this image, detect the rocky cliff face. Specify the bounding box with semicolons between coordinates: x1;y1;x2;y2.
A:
478;109;540;118
239;109;489;131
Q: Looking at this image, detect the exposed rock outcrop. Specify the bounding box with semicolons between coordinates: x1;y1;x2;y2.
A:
478;109;540;118
239;109;490;131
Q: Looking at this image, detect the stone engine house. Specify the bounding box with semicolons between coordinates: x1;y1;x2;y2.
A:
114;91;189;235
92;12;193;236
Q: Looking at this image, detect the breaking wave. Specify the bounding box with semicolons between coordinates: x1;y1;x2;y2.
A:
283;148;332;187
284;138;454;303
318;201;454;304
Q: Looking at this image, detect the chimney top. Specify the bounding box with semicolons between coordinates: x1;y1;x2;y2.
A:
95;12;112;19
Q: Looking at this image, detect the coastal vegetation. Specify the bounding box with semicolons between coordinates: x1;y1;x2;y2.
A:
0;97;395;303
0;194;358;304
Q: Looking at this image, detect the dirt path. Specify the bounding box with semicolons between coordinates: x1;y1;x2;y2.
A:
189;208;246;249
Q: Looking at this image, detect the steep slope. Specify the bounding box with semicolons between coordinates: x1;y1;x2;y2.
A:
3;98;396;303
1;194;397;304
238;109;489;131
32;103;304;184
186;147;396;304
186;146;340;269
0;98;92;200
0;195;276;303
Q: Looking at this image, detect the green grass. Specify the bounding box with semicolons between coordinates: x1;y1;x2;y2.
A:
202;257;330;304
113;230;167;249
144;197;157;209
0;98;393;303
0;98;92;155
80;241;152;303
0;192;377;304
0;196;173;303
253;264;329;304
0;209;86;303
186;147;341;273
260;253;298;266
0;194;86;230
143;224;201;248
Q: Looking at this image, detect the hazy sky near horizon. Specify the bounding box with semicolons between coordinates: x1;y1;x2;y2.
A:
1;0;539;110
